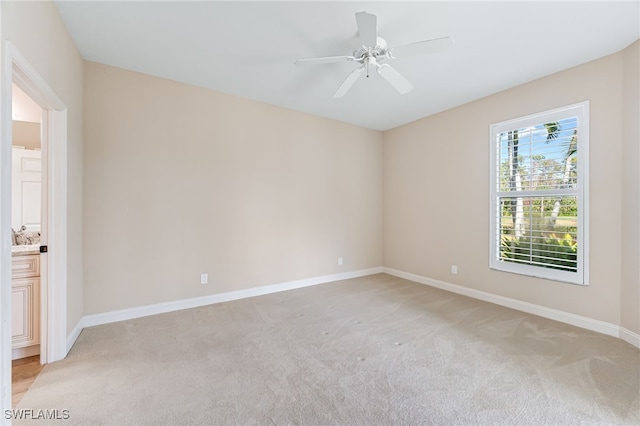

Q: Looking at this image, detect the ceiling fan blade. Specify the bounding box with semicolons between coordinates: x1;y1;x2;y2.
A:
333;67;364;98
294;55;356;65
388;36;454;59
377;64;413;94
355;11;377;47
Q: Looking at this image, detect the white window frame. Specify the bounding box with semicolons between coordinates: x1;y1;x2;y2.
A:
489;102;589;285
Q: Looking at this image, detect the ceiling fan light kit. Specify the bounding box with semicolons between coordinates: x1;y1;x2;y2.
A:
295;11;454;98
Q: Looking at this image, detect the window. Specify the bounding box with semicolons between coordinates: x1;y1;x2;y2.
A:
489;102;589;285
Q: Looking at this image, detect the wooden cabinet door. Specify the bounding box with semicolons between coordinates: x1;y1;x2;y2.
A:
11;277;40;349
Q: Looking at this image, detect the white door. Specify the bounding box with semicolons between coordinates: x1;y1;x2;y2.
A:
11;147;41;232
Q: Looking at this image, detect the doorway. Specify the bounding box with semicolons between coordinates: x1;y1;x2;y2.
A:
1;42;69;414
10;83;43;363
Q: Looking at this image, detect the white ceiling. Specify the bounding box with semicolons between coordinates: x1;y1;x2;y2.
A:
54;1;639;131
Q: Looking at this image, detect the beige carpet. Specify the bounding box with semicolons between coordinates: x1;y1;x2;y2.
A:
15;273;640;425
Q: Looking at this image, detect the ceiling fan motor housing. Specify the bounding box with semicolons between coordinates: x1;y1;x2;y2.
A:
353;37;389;63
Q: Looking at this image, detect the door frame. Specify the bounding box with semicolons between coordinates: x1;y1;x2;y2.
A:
1;41;68;415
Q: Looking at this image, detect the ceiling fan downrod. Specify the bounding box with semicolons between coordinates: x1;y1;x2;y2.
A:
364;56;378;78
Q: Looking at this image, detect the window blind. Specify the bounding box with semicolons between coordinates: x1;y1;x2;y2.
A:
489;102;588;285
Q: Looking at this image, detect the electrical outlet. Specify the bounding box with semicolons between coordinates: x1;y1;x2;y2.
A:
451;265;458;275
338;257;343;266
200;273;208;284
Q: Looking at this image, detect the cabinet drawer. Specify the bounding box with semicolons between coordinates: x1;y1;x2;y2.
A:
12;255;40;279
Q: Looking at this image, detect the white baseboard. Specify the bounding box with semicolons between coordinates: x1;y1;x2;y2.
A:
620;327;640;348
66;317;85;353
66;267;383;351
383;267;639;348
65;266;639;353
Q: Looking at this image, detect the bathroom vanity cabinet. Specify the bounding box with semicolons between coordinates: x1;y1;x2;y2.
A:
11;253;40;359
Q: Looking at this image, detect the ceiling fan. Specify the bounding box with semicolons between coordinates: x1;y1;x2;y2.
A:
295;11;454;98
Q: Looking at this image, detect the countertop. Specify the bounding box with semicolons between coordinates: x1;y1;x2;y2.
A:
12;245;40;256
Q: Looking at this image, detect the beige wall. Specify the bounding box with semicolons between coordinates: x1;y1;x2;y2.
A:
621;40;640;335
384;49;630;326
2;0;84;336
83;62;383;314
12;120;40;149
